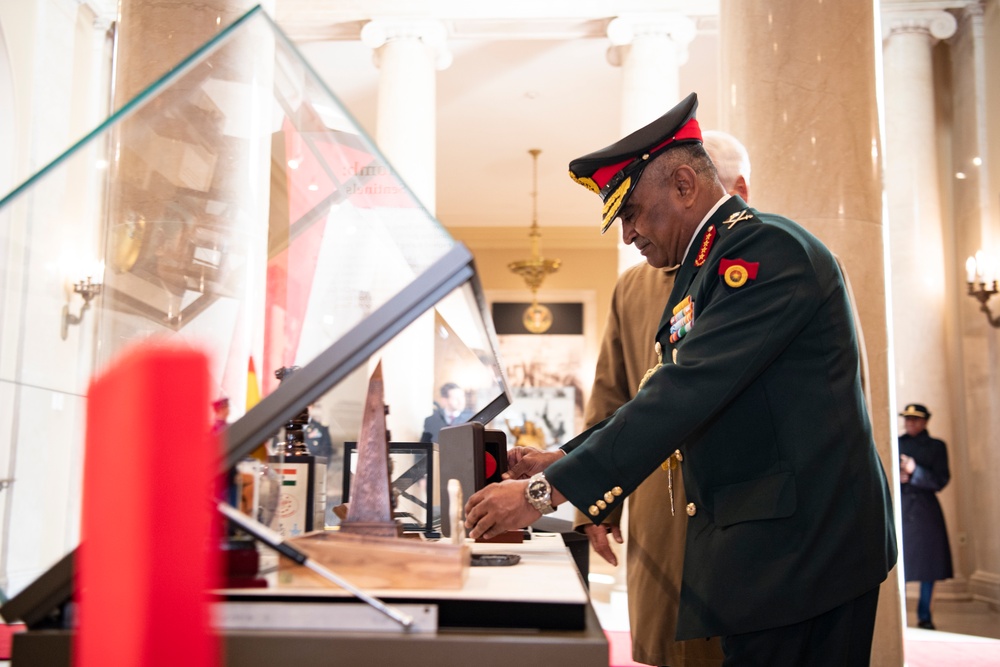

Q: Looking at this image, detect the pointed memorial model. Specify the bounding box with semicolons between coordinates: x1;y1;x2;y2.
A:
278;362;471;591
339;361;399;538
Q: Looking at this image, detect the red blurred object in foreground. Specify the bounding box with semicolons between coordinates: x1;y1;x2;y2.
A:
76;344;219;667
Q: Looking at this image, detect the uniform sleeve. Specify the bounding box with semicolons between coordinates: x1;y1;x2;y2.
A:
547;225;827;523
908;439;950;492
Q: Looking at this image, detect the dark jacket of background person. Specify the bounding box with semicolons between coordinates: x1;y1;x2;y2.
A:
899;429;954;582
420;403;474;443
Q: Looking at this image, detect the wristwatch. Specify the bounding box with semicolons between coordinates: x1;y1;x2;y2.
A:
525;472;556;515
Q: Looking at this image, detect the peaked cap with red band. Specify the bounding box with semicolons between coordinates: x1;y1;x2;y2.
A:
568;92;703;233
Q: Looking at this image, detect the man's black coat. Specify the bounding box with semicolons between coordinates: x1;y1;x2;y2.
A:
899;429;953;582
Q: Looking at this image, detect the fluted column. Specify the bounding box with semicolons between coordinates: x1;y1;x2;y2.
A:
882;7;963;583
720;0;903;663
948;1;1000;611
606;13;695;273
882;7;957;440
358;20;451;438
360;19;451;215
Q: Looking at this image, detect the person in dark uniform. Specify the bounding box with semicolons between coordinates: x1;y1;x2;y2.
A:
898;403;953;630
465;92;897;666
420;382;473;443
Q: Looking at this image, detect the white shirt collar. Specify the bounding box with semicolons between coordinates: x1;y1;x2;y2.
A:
681;194;732;264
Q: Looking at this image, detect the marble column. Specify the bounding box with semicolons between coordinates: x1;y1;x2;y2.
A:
358;20;451;435
105;0;269;377
882;7;963;585
114;0;265;106
606;13;695;273
720;0;903;663
949;1;1000;610
360;19;451;215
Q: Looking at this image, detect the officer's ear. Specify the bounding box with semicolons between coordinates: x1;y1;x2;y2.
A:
672;164;698;201
732;175;749;202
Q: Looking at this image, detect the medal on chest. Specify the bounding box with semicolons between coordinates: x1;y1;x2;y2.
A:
669;295;694;343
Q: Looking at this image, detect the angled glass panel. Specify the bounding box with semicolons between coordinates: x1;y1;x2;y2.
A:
0;5;508;602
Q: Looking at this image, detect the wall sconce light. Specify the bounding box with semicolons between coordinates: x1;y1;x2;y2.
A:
965;250;1000;327
61;276;103;340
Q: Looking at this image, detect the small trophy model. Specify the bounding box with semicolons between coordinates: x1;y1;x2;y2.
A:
339;362;401;538
279;361;470;591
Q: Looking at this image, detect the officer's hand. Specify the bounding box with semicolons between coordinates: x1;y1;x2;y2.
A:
584;523;623;567
504;448;565;480
464;479;539;540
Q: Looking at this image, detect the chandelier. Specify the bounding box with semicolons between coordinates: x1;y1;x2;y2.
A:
508;149;561;333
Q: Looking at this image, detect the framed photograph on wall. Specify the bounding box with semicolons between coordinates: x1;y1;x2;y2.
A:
486;289;597;451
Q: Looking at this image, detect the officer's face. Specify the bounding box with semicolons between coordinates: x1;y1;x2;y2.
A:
903;416;927;437
618;164;700;269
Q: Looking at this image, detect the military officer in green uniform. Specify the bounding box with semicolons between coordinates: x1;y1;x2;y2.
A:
465;92;897;666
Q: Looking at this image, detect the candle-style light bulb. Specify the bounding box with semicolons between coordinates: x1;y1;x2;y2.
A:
985;255;996;286
966;256;977;284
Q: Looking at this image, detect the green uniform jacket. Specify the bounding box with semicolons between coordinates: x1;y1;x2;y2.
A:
546;195;897;640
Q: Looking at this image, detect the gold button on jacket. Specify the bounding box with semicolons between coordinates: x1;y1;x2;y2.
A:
686;502;697;517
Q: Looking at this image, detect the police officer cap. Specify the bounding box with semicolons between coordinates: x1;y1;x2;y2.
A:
568;92;703;234
899;403;931;419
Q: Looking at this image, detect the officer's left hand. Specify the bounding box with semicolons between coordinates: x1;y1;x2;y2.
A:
464;480;539;540
584;523;622;566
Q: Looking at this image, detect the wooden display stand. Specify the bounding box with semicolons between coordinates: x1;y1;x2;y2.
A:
278;531;469;590
277;361;470;591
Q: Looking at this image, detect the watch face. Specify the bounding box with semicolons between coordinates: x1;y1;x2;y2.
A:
528;479;548;500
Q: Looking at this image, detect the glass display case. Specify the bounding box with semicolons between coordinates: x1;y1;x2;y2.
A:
0;4;509;617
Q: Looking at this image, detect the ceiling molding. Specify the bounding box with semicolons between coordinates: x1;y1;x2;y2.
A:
276;0;721;43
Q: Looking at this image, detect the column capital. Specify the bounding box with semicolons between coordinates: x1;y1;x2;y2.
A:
606;13;696;67
881;8;957;42
360;19;452;70
960;1;984;20
75;0;116;30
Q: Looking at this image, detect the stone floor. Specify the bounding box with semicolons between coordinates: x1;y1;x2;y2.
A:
589;551;1000;664
904;593;1000;640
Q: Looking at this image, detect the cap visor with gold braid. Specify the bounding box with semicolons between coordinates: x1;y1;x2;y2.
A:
568;92;702;233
